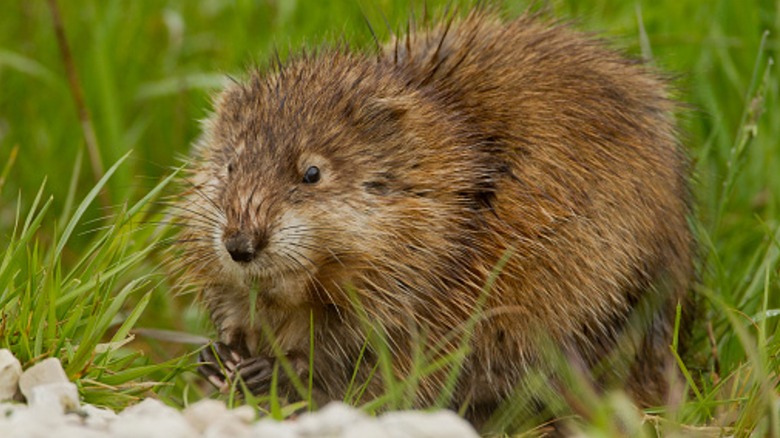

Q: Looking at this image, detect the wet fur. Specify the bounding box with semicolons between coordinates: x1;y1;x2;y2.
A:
175;10;693;426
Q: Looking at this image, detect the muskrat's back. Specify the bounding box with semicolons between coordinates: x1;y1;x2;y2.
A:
179;10;693;428
391;12;693;409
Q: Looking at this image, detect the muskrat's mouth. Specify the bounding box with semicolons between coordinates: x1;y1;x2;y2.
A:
245;269;299;285
242;269;313;308
225;254;305;278
246;264;312;287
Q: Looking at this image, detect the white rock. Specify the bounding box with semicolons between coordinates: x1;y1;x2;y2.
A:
0;349;22;401
54;423;110;438
379;410;479;438
79;403;119;430
116;397;173;418
18;357;70;401
341;418;394;438
251;418;299;438
0;401;26;420
248;403;478;438
184;398;230;432
26;382;80;413
184;398;257;437
111;398;198;438
1;401;107;438
232;404;257;423
204;417;254;438
2;378;480;438
296;402;367;437
61;414;112;438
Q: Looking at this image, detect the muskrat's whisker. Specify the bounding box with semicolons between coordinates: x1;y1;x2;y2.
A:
156;205;223;227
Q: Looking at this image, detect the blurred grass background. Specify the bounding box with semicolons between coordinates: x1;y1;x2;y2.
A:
1;0;779;435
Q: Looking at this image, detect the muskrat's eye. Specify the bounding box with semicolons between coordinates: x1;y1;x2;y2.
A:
303;166;321;184
227;162;235;174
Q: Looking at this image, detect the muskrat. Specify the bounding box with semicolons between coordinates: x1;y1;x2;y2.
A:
175;8;693;428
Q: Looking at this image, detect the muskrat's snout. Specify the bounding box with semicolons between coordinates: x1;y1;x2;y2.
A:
222;229;268;264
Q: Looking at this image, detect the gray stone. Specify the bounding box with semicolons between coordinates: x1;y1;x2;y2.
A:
0;349;22;401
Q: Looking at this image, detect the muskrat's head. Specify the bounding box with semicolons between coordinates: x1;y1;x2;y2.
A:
179;51;497;310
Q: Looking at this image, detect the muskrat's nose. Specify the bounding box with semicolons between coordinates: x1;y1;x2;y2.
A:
224;232;255;263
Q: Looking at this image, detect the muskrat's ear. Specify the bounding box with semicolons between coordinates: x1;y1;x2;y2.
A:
353;95;415;139
361;96;413;121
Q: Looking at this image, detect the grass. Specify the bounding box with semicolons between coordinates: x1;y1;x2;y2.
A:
1;0;778;435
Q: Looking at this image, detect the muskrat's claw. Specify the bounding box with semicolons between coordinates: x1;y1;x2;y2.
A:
200;343;310;400
236;352;310;398
236;356;276;396
198;341;244;393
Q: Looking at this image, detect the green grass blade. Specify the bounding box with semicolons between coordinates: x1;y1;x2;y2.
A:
54;151;132;261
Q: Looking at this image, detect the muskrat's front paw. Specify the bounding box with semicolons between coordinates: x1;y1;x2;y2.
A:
198;341;244;392
236;353;309;398
235;356;276;395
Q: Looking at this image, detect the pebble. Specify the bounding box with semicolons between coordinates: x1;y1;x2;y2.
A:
184;398;255;437
380;410;479;438
251;418;300;438
0;349;22;401
26;382;80;413
18;357;71;401
110;398;199;438
0;350;479;438
81;404;120;430
297;402;368;436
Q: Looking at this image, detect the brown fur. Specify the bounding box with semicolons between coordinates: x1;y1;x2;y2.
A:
175;10;693;427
